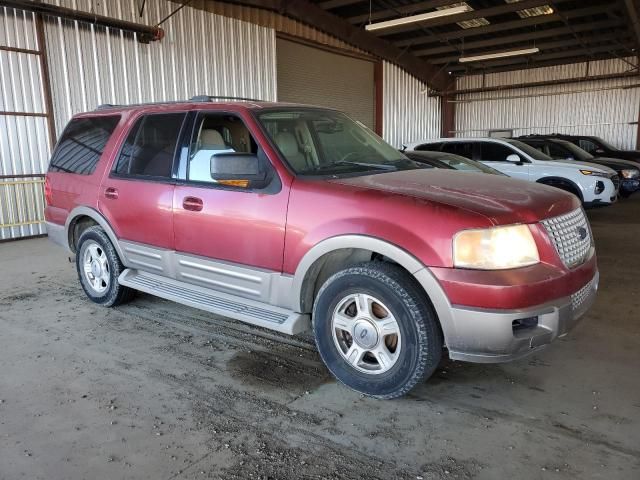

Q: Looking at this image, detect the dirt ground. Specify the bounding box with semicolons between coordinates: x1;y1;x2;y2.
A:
1;198;639;480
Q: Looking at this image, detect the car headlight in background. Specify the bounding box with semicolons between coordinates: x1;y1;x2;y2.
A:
620;169;640;179
453;225;540;270
580;169;610;177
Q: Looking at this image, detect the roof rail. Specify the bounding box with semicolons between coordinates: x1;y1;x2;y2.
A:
189;95;264;102
95;95;265;110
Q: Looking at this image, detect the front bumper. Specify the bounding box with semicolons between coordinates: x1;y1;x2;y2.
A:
620;178;640;195
445;271;599;363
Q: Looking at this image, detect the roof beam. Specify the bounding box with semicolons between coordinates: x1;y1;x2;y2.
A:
366;0;573;35
448;43;636;72
215;0;449;90
393;5;616;47
623;0;640;49
430;32;632;64
412;19;624;57
318;0;365;10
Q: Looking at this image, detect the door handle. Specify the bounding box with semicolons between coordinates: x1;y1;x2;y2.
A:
104;187;118;199
183;196;203;212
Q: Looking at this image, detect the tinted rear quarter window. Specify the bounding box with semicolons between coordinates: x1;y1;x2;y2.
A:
441;142;474;159
415;142;442;152
48;116;120;174
114;113;186;179
478;142;514;161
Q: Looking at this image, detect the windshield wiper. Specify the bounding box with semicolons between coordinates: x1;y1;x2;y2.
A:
309;160;397;172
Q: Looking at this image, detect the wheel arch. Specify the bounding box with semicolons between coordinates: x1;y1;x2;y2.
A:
291;235;455;342
536;176;584;202
65;206;124;259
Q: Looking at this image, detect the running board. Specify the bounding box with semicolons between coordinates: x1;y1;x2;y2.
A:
118;269;310;335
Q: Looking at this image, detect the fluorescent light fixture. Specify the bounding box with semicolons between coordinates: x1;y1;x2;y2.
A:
365;5;469;32
459;47;540;63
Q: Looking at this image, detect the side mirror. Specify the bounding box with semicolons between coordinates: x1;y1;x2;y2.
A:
594;148;605;155
566;156;575;161
506;154;521;163
210;153;268;188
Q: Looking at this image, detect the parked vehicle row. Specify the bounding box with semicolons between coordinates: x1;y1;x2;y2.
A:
405;136;640;205
45;100;600;398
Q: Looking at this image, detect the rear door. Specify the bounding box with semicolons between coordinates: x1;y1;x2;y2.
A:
99;112;186;250
477;142;530;180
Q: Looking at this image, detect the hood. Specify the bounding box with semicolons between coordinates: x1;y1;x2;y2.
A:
602;150;640;162
591;157;640;171
594;155;640;166
329;169;579;225
547;159;617;175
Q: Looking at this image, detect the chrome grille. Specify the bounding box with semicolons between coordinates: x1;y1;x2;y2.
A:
541;208;593;268
571;275;597;312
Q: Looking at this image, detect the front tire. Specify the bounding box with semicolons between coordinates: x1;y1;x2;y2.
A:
312;262;442;399
76;226;134;307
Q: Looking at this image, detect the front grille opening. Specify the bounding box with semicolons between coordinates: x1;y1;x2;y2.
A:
512;316;539;332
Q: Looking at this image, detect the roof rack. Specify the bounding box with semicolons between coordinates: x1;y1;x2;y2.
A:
95;95;265;110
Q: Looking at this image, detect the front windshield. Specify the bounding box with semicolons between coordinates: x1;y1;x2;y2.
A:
505;139;553;160
555;140;593;161
257;109;424;176
435;153;504;175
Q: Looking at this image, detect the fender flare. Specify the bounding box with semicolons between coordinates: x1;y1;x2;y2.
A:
65;206;125;260
536;176;584;202
290;235;456;342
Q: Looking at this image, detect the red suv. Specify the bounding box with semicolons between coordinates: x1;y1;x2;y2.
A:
45;98;599;398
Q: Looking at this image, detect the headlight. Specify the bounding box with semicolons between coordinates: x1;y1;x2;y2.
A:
580;169;609;177
453;224;540;270
620;169;640;179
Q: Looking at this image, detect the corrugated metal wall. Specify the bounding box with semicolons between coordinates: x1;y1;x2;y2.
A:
1;1;277;240
455;58;640;149
382;61;441;148
44;0;277;135
1;7;50;239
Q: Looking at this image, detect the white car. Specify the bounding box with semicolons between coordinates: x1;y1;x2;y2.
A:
406;138;619;206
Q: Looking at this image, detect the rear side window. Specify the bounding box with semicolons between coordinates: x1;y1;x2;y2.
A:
441;142;474;159
114;113;186;179
478;142;514;161
415;142;442;152
48;116;120;174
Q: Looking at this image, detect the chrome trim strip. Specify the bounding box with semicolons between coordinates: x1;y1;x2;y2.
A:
178;259;263;284
180;272;261;296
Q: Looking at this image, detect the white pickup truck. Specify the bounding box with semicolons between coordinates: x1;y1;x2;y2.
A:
406;137;619;206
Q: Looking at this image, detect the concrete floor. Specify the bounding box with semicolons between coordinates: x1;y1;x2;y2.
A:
1;198;639;480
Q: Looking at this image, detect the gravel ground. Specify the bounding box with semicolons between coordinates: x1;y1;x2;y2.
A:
1;197;639;479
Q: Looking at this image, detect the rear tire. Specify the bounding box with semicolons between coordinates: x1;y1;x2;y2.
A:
312;262;442;399
76;226;135;307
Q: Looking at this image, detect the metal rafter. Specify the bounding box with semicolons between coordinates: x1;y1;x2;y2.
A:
364;0;574;35
623;0;640;49
393;5;617;47
411;19;623;57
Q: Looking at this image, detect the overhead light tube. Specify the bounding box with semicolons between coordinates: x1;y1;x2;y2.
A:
459;47;540;63
365;5;470;32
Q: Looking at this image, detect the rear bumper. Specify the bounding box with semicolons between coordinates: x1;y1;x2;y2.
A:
445;271;598;363
45;221;69;251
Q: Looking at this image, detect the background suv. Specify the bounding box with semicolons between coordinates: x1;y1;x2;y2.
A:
407;138;619;206
45;99;599;398
517;136;640;198
539;133;640;164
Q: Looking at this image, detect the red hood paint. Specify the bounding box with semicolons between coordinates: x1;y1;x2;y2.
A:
329;169;579;225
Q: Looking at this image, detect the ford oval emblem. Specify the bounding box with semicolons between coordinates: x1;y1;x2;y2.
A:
577;226;588;241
